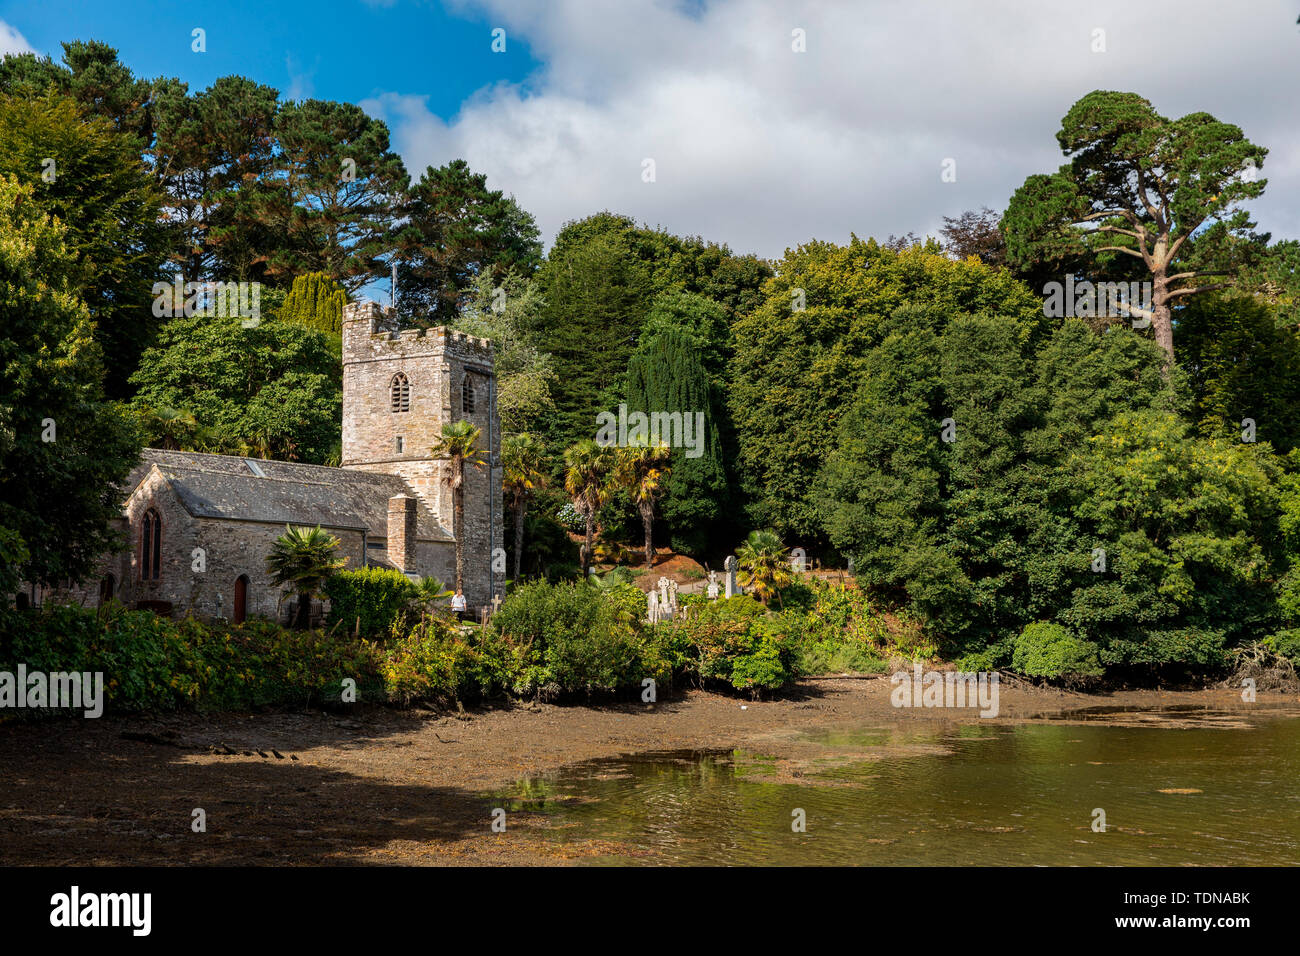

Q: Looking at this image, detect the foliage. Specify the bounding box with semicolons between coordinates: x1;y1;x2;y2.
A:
730;237;1043;542
395;158;542;324
452;271;555;433
624;324;728;556
0;175;141;594
127;312;342;462
564;439;616;575
324;566;422;638
502;432;549;581
1011;622;1103;681
489;579;670;697
257;99;408;291
279;272;347;335
0;92;166;397
1177;294;1300;453
266;525;347;628
612;439;673;567
736;530;793;606
1002;90;1269;363
0;603;382;715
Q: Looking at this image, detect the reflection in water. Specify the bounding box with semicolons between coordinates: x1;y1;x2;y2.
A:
492;709;1300;865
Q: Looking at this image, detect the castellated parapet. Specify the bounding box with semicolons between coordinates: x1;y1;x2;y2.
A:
341;300;502;606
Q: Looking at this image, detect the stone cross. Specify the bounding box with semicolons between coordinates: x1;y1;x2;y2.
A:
724;555;739;598
490;594;503;617
706;569;719;600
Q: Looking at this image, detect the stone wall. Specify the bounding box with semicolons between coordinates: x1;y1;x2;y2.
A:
340;300;503;606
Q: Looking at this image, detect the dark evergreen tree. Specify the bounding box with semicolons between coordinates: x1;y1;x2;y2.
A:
395;159;541;324
624;327;729;557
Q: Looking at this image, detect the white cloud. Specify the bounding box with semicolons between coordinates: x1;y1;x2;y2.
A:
364;0;1300;258
0;19;33;58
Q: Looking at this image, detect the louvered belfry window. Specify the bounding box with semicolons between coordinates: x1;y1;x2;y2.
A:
461;376;475;414
391;372;410;413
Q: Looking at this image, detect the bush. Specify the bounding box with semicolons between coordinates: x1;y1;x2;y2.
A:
380;616;487;705
0;603;383;715
1012;622;1103;681
324;567;419;638
490;580;669;697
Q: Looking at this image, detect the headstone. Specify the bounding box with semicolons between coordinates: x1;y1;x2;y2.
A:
666;579;679;617
724;555;739;598
647;589;659;623
706;569;720;600
790;547;806;573
490;594;503;617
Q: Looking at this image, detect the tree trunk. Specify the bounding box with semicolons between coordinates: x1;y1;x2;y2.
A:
513;497;526;585
582;510;594;576
641;502;655;568
296;592;310;630
1152;267;1175;370
453;481;465;592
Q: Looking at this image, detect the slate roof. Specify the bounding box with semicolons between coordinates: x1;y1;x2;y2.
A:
124;449;453;542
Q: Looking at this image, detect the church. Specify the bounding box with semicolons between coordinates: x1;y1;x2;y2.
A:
36;300;503;623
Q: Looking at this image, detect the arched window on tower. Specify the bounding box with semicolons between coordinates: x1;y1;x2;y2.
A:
391;372;410;413
140;508;162;581
461;375;475;415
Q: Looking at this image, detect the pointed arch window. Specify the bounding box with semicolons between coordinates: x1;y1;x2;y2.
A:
391;372;411;413
461;375;475;415
140;508;162;581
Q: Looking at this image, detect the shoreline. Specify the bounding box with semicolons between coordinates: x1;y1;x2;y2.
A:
2;678;1296;866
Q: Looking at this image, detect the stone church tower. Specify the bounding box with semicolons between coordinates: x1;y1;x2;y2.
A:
340;301;502;606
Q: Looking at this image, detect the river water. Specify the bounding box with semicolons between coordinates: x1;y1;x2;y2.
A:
493;706;1300;865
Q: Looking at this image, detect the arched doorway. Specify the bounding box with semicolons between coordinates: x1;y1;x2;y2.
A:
233;575;249;624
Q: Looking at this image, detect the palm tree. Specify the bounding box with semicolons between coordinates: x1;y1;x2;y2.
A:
736;529;792;607
431;420;487;592
414;576;455;616
564;439;615;577
501;432;548;585
614;439;672;568
265;524;347;628
138;405;199;450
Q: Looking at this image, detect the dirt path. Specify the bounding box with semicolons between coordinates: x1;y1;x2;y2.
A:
1;678;1293;866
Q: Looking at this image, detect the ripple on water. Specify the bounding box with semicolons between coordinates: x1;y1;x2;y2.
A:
489;709;1300;866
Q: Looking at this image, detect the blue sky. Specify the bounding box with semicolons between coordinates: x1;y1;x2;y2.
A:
1;1;1297;260
0;0;539;120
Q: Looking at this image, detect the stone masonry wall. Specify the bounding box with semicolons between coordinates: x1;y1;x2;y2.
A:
340;301;503;607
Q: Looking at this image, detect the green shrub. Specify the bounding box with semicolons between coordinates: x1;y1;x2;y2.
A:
381;616;485;705
1265;629;1300;663
491;580;667;697
1012;622;1103;680
324;566;419;638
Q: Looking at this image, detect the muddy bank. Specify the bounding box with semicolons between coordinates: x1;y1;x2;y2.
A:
1;677;1294;866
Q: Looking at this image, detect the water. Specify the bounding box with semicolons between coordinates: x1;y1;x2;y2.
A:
493;707;1300;865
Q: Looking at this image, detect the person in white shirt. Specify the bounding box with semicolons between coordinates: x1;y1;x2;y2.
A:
451;589;467;620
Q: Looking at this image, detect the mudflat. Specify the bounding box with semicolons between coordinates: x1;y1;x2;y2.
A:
0;677;1292;866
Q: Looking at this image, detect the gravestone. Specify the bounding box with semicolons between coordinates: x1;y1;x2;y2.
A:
724;555;739;598
706;569;720;600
